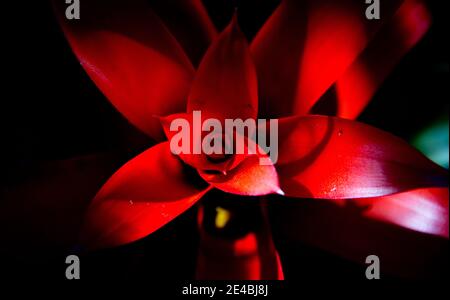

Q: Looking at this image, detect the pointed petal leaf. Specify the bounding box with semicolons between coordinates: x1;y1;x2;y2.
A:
336;0;431;118
188;15;258;121
251;0;404;118
275;116;448;199
269;187;449;279
53;0;195;140
345;187;449;238
81;142;210;249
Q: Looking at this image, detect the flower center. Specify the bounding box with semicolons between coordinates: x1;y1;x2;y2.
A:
204;132;234;163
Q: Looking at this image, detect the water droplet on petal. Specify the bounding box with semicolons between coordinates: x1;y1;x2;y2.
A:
337;129;344;137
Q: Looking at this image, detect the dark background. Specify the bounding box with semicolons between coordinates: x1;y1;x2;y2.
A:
0;0;448;285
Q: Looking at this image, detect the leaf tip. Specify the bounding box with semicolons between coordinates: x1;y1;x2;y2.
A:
274;187;285;196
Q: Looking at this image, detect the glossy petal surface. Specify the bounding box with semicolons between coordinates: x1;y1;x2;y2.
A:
81;142;210;249
274;116;448;199
187;15;258;121
345;187;449;238
269;187;449;278
336;0;431;118
53;0;194;140
251;0;418;118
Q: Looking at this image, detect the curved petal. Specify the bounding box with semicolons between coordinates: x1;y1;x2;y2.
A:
269;187;449;279
148;0;217;66
81;142;210;250
251;0;406;118
274;116;448;199
336;0;431;118
198;139;282;196
53;0;195;140
345;187;449;238
187;15;258;121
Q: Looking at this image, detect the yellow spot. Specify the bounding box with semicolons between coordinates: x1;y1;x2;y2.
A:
215;206;231;229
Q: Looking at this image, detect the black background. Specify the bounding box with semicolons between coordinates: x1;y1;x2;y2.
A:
0;0;448;286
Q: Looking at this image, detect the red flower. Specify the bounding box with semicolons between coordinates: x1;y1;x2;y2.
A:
53;0;448;279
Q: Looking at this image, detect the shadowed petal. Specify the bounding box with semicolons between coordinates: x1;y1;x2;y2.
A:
269;187;449;279
81;142;210;249
195;193;284;280
274;116;448;199
53;0;195;140
251;0;413;118
196;225;284;280
336;0;431;118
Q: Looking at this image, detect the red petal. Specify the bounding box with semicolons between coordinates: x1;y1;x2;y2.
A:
81;142;210;249
148;0;217;66
187;15;258;121
269;187;448;278
53;0;195;140
343;188;449;238
251;0;405;118
274;116;448;199
336;0;431;119
198;139;282;196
